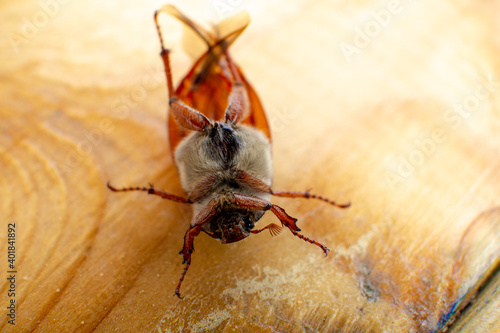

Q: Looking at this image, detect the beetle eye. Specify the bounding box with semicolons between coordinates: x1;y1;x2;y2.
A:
243;215;254;231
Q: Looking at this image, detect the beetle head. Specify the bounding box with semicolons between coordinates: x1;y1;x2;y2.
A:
209;209;265;244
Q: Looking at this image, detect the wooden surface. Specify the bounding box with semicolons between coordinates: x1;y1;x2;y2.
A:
1;0;500;332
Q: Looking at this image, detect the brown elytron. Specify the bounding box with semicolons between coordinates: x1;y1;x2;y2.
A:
108;5;350;299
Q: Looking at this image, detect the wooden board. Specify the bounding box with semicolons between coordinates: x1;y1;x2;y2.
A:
1;0;499;332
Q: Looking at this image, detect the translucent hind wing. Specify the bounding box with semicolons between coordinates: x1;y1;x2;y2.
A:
158;6;271;157
157;4;213;46
190;10;250;87
212;11;250;49
157;5;249;61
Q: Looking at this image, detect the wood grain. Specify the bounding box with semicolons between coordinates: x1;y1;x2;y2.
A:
1;0;499;332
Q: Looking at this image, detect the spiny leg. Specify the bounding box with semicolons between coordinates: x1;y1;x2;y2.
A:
233;170;350;209
250;223;282;237
290;229;330;256
175;259;191;299
268;204;330;256
154;10;212;132
175;225;202;299
175;198;218;299
269;204;330;256
272;190;351;209
107;182;189;203
154;10;174;99
231;193;330;256
224;53;250;124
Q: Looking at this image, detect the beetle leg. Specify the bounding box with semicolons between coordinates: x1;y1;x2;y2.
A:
107;182;189;203
224;53;250;124
231;193;329;256
175;225;201;299
224;82;250;124
288;227;330;256
186;174;220;203
169;98;213;132
159;46;212;131
154;9;174;101
250;223;282;236
233;169;272;192
234;170;350;209
154;12;212;132
271;190;351;208
176;198;219;299
231;193;299;231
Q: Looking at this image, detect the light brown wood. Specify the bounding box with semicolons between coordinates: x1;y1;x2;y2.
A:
448;267;500;333
1;0;499;332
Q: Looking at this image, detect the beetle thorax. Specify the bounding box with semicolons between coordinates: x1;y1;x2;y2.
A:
174;123;273;197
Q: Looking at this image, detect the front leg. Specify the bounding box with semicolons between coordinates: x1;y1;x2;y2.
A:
176;198;219;299
152;21;212;133
175;225;202;299
231;193;329;256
